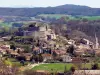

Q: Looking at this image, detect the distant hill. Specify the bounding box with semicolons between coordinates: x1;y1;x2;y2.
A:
0;4;100;17
55;4;90;9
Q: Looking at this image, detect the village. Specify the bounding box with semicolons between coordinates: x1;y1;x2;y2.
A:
0;19;99;75
0;21;99;64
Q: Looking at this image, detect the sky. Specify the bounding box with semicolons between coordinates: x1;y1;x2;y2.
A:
0;0;100;8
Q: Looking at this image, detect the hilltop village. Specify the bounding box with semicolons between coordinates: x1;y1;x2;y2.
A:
0;21;99;64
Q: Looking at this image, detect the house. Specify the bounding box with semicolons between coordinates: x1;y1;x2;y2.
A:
19;53;33;61
42;48;51;54
0;47;7;55
74;48;85;56
9;50;19;57
84;49;95;56
95;49;100;57
47;41;56;49
73;70;100;75
0;44;11;55
33;47;43;55
78;43;91;49
60;55;72;63
67;39;75;45
2;36;11;41
72;57;83;63
0;38;4;42
16;47;24;53
35;70;49;75
42;54;52;62
52;50;66;56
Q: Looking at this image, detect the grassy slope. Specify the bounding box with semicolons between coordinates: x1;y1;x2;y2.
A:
32;63;100;72
32;63;73;72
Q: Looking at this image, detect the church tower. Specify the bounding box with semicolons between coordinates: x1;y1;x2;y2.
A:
95;33;99;49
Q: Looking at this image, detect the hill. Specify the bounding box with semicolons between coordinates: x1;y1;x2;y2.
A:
55;4;90;9
0;4;100;17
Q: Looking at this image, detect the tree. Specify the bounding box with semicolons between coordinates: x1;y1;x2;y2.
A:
24;46;32;53
32;54;43;63
64;65;67;73
70;66;75;72
82;18;88;22
92;63;99;70
12;23;23;27
16;56;26;61
67;45;75;55
38;54;43;62
0;59;18;75
10;44;16;50
20;60;25;66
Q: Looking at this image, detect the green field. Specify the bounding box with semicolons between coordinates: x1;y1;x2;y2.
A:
38;14;100;21
38;14;68;19
32;63;100;72
66;16;100;21
82;16;100;20
32;63;73;72
0;22;12;32
0;22;12;27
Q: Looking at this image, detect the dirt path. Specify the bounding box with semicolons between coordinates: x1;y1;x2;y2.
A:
20;63;45;71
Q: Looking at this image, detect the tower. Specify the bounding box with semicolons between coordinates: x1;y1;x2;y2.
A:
95;33;99;49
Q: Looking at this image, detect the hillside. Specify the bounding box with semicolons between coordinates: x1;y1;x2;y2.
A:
0;4;100;17
55;4;90;9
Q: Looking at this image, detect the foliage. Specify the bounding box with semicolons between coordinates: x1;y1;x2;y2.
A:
31;54;43;63
10;44;16;50
91;63;99;70
0;59;19;75
24;46;32;53
70;66;75;72
12;23;23;27
67;45;75;55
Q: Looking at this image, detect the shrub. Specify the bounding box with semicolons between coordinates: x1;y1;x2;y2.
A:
70;66;75;72
91;63;99;70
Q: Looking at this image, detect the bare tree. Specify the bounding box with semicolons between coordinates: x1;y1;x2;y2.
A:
0;59;19;75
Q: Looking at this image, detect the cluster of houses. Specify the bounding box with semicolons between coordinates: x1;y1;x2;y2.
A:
0;22;100;64
0;40;73;63
73;37;100;57
0;37;100;64
0;44;33;61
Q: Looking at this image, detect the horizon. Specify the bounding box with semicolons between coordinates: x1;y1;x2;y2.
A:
0;0;100;8
0;4;91;8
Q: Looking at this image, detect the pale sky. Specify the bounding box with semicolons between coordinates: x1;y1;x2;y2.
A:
0;0;100;8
